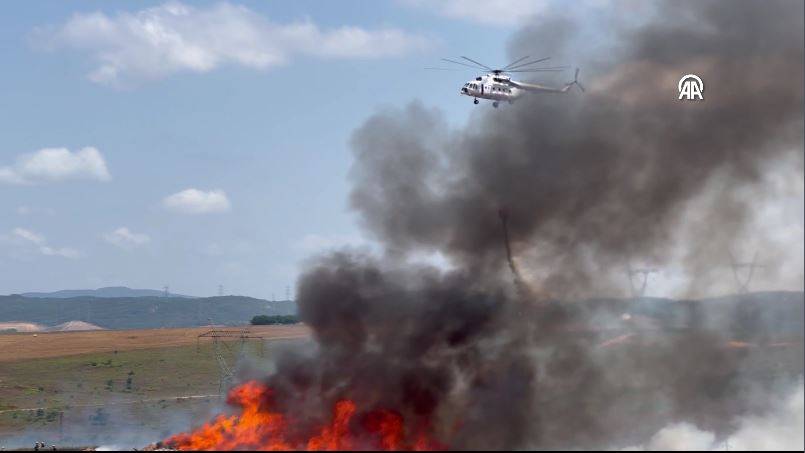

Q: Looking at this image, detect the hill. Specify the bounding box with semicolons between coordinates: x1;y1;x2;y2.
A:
0;295;296;330
47;320;106;331
20;286;195;298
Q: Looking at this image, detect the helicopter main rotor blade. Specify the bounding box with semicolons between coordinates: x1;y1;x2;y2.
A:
441;58;487;70
507;69;565;73
460;56;494;71
501;55;531;70
506;57;551;70
507;66;569;73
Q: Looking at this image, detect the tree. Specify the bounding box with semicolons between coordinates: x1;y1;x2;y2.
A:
250;315;298;325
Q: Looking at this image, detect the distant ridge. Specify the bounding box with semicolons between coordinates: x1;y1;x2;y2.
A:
20;286;195;299
0;294;297;330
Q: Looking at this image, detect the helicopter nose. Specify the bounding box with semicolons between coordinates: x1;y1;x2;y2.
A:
460;87;468;94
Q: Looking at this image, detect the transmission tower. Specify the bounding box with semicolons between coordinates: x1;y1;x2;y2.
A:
627;265;657;298
218;284;224;297
197;327;264;396
285;285;290;301
163;285;169;297
728;250;764;294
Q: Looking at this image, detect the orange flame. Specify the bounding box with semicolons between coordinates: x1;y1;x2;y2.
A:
165;381;446;451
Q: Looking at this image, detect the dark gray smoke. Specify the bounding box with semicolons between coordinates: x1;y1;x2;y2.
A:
265;0;803;449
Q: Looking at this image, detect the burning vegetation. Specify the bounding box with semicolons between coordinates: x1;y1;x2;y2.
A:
164;381;444;451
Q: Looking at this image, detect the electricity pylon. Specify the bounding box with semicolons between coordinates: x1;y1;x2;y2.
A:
627;265;657;298
728;250;764;294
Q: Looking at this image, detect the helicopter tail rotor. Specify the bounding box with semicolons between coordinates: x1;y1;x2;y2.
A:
574;68;585;92
564;68;585;92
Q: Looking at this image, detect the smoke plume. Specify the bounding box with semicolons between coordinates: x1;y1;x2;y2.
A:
186;0;804;449
627;380;804;450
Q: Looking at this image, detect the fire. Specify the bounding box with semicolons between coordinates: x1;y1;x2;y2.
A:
165;381;446;451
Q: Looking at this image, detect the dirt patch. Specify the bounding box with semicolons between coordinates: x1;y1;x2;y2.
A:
0;324;310;362
0;322;47;333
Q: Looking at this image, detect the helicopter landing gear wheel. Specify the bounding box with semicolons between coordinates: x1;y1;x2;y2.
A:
473;98;479;105
493;102;499;108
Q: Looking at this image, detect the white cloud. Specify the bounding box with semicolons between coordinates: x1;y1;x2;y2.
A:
104;227;151;249
12;227;81;259
401;0;550;26
13;228;45;245
36;2;431;85
39;246;81;259
0;147;111;185
163;188;231;214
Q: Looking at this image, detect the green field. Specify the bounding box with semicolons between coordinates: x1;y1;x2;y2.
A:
0;337;308;447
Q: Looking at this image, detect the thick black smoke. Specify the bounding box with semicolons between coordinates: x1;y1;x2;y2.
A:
267;0;803;449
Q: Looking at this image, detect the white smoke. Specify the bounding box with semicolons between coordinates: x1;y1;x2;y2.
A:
625;380;804;451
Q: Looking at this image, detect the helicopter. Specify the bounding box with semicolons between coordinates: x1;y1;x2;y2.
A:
428;56;584;107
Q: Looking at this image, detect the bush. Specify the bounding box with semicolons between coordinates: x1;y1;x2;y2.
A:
250;315;298;325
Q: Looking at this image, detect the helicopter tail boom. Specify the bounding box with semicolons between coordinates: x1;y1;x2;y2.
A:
507;68;584;93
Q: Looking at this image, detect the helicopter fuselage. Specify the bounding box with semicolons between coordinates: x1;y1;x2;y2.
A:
460;73;521;103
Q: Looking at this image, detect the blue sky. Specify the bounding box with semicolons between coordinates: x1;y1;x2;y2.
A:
0;1;552;298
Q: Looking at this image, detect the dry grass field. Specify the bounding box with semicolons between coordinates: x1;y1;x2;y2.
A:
0;325;312;445
0;324;310;362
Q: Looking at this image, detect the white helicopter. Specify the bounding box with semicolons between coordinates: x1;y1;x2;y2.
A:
428;56;584;107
